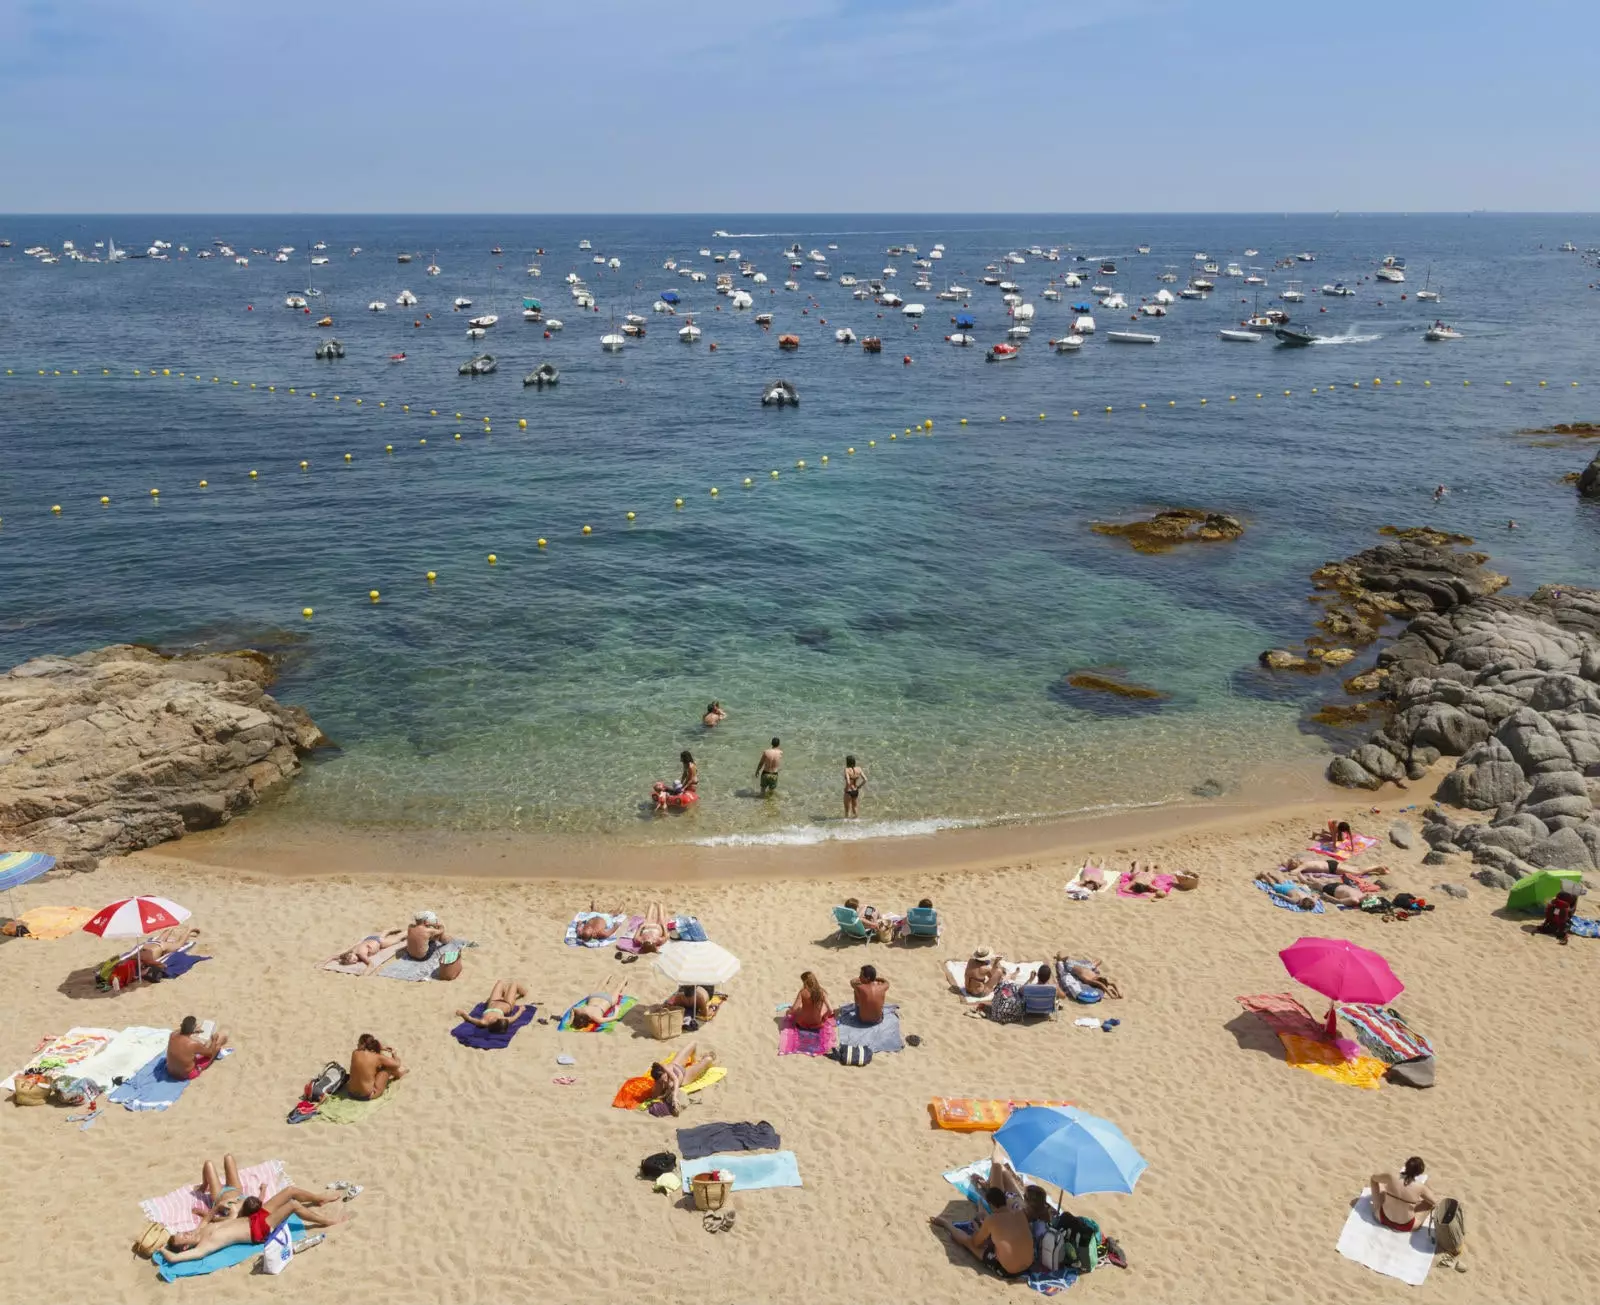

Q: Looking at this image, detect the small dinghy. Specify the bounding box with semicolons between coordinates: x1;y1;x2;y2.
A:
761;379;799;406
1051;334;1084;352
523;362;560;387
458;353;497;375
862;336;882;353
1106;331;1160;344
1219;329;1262;342
313;338;345;359
1274;326;1317;347
986;341;1020;361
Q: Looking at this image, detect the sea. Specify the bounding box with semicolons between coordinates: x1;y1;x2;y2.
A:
2;214;1597;848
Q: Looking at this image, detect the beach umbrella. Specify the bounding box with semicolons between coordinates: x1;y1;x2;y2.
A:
993;1106;1148;1196
653;940;741;987
1506;868;1583;913
0;850;56;916
1279;936;1402;1006
82;895;190;939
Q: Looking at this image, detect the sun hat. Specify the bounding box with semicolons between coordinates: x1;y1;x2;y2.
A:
416;910;439;925
971;947;995;963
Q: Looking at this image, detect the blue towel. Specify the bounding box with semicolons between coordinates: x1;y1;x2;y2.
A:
950;1221;1079;1295
1570;916;1600;938
108;1053;195;1112
679;1149;802;1192
837;1003;904;1053
451;1002;536;1049
1254;879;1325;913
155;1215;306;1280
162;952;210;979
674;915;708;942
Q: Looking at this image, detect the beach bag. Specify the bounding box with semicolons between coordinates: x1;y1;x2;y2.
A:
435;946;463;981
11;1072;53;1106
690;1172;732;1212
1430;1198;1466;1259
303;1062;346;1104
260;1220;294;1275
639;1152;678;1181
1040;1213;1100;1274
132;1222;169;1260
648;1004;685;1040
832;1045;873;1067
988;981;1025;1024
1174;870;1201;891
52;1077;97;1108
1385;1056;1436;1089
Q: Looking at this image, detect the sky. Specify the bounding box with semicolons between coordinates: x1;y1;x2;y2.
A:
1;0;1595;213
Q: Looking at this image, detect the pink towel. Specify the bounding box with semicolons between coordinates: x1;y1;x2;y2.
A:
139;1160;288;1233
1237;993;1324;1039
1116;871;1176;899
778;1012;838;1057
1308;833;1379;863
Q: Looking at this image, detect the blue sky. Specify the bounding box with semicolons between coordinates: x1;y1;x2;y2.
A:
1;0;1593;212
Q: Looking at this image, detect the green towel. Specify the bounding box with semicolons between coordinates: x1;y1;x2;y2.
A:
316;1084;398;1125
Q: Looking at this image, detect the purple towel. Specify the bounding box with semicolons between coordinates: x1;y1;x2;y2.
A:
162;952;211;979
451;1002;537;1050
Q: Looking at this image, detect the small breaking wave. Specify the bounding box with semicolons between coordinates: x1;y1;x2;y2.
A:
1313;330;1383;345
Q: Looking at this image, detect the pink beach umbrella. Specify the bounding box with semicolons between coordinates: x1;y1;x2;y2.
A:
82;895;191;939
1280;936;1403;1038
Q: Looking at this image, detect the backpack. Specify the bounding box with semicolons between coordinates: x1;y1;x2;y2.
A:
1039;1213;1100;1274
1430;1198;1466;1259
831;1045;873;1067
303;1061;347;1103
988;982;1025;1025
639;1152;678;1180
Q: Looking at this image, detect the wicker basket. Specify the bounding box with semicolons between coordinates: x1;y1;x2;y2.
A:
647;1004;684;1040
690;1172;732;1212
1174;870;1201;892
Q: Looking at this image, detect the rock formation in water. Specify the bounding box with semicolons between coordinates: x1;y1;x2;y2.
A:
1090;507;1244;554
0;645;329;869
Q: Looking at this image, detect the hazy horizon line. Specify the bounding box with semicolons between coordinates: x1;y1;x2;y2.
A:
4;210;1596;220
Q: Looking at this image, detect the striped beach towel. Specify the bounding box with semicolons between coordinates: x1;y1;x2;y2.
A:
140;1160;288;1233
1337;1004;1433;1064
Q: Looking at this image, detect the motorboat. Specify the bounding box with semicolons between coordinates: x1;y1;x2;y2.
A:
368;300;387;311
1007;322;1031;338
625;313;647;326
947;332;976;346
1424;321;1462;341
396;289;418;306
1136;244;1151;255
679;321;702;341
1244;270;1267;285
880;291;903;307
1073;313;1096;334
579;239;592;250
937;288;961;301
397;252;413;263
862;337;882;353
839;275;858;286
777;334;800;350
313;338;345;359
1244;248;1259;257
814;268;831;280
1100;292;1128;310
1090;283;1111;296
653;299;674;313
1002;292;1023;307
1321;283;1355;297
1190;275;1214;291
949;283;971;296
730;290;753;309
1014;302;1035;321
835;327;856;343
546;319;563;331
1153;288;1176;305
454;296;473;309
1281;281;1306;303
986;342;1020;361
1375;255;1406;283
621;322;646;337
600;333;625;352
1107;331;1160;344
468;314;499;329
998;280;1019;293
903;302;925;317
1203;262;1220;275
762;379;799;406
1224;262;1244;278
753;272;768;284
427;263;441;276
315;314;332;326
1559;241;1577;252
1219;329;1262;342
609;257;621;269
1140;303;1167;317
1042;286;1062;302
1296;252;1315;262
285;294;307;309
466;327;486;339
1179;287;1207;300
1274;326;1317;346
1051;334;1084;352
594;255;608;265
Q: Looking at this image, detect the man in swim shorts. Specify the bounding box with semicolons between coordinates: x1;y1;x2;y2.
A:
166;1016;228;1079
756;737;782;794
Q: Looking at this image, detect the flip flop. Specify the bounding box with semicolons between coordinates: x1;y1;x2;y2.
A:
556;1054;576;1066
552;1076;576;1086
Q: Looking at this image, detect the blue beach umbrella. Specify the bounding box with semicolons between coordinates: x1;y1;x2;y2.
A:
993;1106;1147;1196
0;851;55;893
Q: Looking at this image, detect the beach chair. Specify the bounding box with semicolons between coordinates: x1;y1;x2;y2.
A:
904;906;940;941
1022;984;1060;1019
832;905;873;942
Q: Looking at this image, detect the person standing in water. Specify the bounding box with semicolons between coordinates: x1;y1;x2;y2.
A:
702;701;726;728
755;737;783;796
843;755;866;818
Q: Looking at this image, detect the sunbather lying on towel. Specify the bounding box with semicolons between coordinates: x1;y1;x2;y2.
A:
569;979;630;1029
1126;861;1170;897
338;928;407;970
405;911;451;960
965;949;1006;997
634;902;671;952
1254;872;1321;911
347;1033;407;1099
929;1189;1034;1278
646;1044;717;1116
1055;954;1122;999
456;978;530;1031
140;926;201;970
167;1016;229;1079
1078;860;1111;892
194;1153;248;1220
163;1184;354;1261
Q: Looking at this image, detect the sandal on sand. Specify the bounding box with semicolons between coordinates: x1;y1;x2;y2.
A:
703;1210;736;1234
552;1076;577;1086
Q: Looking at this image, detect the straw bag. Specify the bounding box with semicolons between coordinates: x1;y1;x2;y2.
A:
1174;871;1201;892
647;1004;684;1040
11;1072;53;1107
132;1222;169;1259
690;1172;732;1212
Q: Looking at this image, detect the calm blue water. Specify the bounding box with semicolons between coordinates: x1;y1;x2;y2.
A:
2;214;1597;844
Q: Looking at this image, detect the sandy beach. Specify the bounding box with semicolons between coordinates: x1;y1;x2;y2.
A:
3;790;1596;1305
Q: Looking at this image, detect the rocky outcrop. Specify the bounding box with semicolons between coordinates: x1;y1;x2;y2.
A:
1578;451;1600;499
0;645;329;868
1091;508;1244;555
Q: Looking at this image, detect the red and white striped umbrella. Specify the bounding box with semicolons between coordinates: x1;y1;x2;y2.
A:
82;896;191;938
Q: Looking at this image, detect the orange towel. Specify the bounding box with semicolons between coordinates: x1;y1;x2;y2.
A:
612;1075;656;1110
16;906;95;941
928;1097;1075;1132
1278;1034;1388;1090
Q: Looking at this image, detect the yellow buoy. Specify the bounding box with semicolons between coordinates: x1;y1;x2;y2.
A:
1540;380;1547;387
518;418;527;428
582;525;592;535
269;385;275;392
710;487;719;496
369;590;380;603
302;608;313;620
905;428;911;434
1504;380;1512;386
355;398;361;404
249;469;258;479
1425;380;1432;386
454;412;462;419
821;455;829;464
1374;378;1382;385
289;388;296;394
430;409;437;416
890;434;897;440
1463;380;1470;386
233;380;240;386
378;401;385;407
1229;395;1236;401
162;369;170;376
50;504;61;514
419;438;427;445
1199;399;1207;405
675;498;685;507
99;496;109;505
300;460;309;470
454;433;462;441
627;510;637;520
403;404;409;411
487;553;498;565
770;470;779;478
1283;390;1291;396
797;460;806;469
1039;413;1046;420
1395;379;1403;385
1169;400;1176;407
426;571;437;582
537;538;547;548
250;383;257;389
847;447;855;454
1312;388;1318;394
385;444;393;453
1000;415;1007;422
344;453;352;462
924;420;933;429
959;418;967;425
1257;393;1263;398
742;478;752;487
868;440;876;447
1139;403;1146;409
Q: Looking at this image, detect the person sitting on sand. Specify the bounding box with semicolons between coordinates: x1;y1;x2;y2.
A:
1056;954;1122;999
633;902;671;952
140;926;201;971
1370;1156;1438;1232
163;1184;354;1262
791;971;833;1029
702;701;726;728
456;978;529;1031
1126;861;1170;898
568;979;630;1029
338;928;406;970
851;964;890;1025
405;911;450;961
347;1033;406;1100
166;1016;228;1080
647;1044;716;1115
1538;883;1578;945
929;1188;1035;1278
964;948;1006;998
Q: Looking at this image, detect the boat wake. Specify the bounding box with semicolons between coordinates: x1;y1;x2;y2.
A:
1313;330;1382;345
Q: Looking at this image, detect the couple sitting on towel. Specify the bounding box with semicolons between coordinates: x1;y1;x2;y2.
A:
790;966;890;1028
336;911;452;969
160;1153;357;1264
929;1160;1053;1277
964;951;1122;1000
576;901;674;952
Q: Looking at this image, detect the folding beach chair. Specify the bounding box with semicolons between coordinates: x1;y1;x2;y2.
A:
1022;984;1060;1018
904;906;940;941
832;905;872;942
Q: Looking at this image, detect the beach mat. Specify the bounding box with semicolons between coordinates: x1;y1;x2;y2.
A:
677;1120;781;1161
320;933;404;976
1336;1193;1435;1285
929;1098;1075;1132
1279;1034;1388;1090
673;914;708;942
108;1049;229;1112
71;1025;171;1093
140;1159;288;1233
558;993;637;1032
316;1083;398;1125
612;1055;727;1111
1236;993;1323;1039
2;1026;115;1093
1337;1004;1434;1064
1254;879;1326;913
452;1003;536;1050
942;959;1047;1004
777;1010;837;1056
377;939;476;982
1116;871;1176;898
155;1214;307;1281
837;1003;904;1054
681;1150;802;1193
16;905;95;940
1310;833;1380;862
564;912;632;947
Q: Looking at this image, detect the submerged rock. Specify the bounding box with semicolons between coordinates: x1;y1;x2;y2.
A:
0;644;328;868
1063;672;1166;701
1091;508;1244;555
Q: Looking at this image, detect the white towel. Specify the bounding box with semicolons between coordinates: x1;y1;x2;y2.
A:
72;1026;172;1092
1336;1193;1435;1286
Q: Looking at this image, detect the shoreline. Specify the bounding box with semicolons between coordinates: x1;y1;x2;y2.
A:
139;753;1342;885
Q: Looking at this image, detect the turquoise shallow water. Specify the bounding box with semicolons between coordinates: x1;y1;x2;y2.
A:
2;214;1598;844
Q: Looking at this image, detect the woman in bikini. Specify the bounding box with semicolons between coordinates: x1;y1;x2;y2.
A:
568;978;629;1029
843;755;866;819
456;978;529;1031
790;971;833;1030
1370;1156;1438;1232
139;926;202;970
632;902;671;953
646;1044;717;1115
1126;861;1170;898
337;927;406;969
162;1184;354;1262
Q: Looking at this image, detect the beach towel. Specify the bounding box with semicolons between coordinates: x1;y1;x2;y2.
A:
1279;1033;1388;1090
677;1120;781;1161
161;952;211;979
1300;867;1388;895
674;915;708;942
928;1098;1075;1132
1236;993;1324;1039
377;939;477;982
837;1003;904;1054
943;959;1048;1004
1336;1193;1435;1286
1310;833;1380;862
451;1002;537;1050
154;1214;307;1282
72;1026;173;1093
2;1027;115;1093
565;912;632;947
109;1049;227;1112
1569;915;1600;938
778;1010;838;1056
680;1150;802;1193
557;993;637;1032
1337;1004;1434;1064
612;1054;727;1110
320;933;404;976
14;904;96;940
1115;871;1176;899
316;1083;398;1125
140;1160;288;1233
1254;878;1326;913
1064;866;1108;901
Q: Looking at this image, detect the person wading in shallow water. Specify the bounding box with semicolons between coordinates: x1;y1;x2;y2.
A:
843;754;867;818
756;737;782;796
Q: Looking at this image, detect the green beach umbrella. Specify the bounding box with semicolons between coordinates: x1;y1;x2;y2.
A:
1506;869;1583;913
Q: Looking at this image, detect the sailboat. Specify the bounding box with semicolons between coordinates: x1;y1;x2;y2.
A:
1415;265;1442;302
